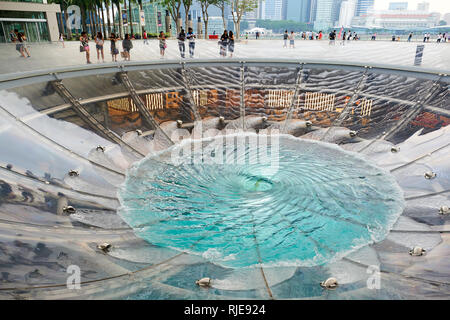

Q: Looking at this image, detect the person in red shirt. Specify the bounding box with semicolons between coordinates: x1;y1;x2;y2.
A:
318;31;323;40
143;30;148;45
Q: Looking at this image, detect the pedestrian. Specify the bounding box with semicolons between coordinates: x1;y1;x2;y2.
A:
143;30;149;45
177;28;186;58
80;31;91;64
187;27;196;58
10;30;17;43
95;32;105;63
318;31;323;40
408;32;413;42
122;33;133;61
228;30;235;58
59;33;65;48
10;29;21;56
289;31;295;48
437;33;442;43
17;31;31;58
283;30;288;48
341;31;346;45
158;31;166;59
392;34;396;41
110;33;119;62
220;30;228;57
329;30;336;45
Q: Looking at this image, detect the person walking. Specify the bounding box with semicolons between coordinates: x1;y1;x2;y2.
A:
95;32;105;63
158;31;166;59
318;31;323;40
228;31;235;58
283;30;288;48
408;32;413;42
341;31;346;46
143;30;149;45
10;30;17;43
289;31;295;48
17;31;31;58
187;27;196;58
220;30;228;57
80;32;91;64
122;33;133;61
110;33;119;62
329;30;336;45
59;33;65;48
177;28;186;59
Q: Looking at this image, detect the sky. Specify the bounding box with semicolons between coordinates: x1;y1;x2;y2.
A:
374;0;450;15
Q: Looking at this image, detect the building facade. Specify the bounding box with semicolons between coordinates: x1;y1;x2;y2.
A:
260;0;285;20
0;0;60;43
352;10;440;30
314;0;343;31
417;2;430;12
338;0;356;27
388;2;408;11
127;0;167;35
286;0;313;23
355;0;374;17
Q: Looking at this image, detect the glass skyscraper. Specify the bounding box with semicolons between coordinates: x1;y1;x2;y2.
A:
355;0;374;16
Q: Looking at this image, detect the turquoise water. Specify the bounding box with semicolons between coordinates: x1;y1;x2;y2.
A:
118;134;404;268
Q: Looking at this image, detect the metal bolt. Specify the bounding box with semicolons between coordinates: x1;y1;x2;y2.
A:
68;170;79;177
195;277;211;287
62;206;76;214
409;246;426;256
97;243;112;253
424;171;436;179
320;277;338;289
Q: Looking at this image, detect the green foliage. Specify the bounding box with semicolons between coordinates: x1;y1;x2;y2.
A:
255;19;311;33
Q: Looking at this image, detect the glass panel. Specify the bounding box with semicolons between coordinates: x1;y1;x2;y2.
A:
341;96;412;141
1;82;66;117
188;67;241;122
361;72;434;102
62;73;129;100
128;68;184;91
290;68;366;127
0;22;6;43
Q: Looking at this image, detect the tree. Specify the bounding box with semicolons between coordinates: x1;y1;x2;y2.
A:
439;20;447;26
214;0;229;31
182;0;192;31
230;0;258;39
111;0;124;38
128;0;134;36
199;0;219;39
104;0;112;36
138;0;145;35
161;0;183;34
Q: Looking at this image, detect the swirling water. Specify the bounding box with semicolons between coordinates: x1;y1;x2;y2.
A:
118;133;404;268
